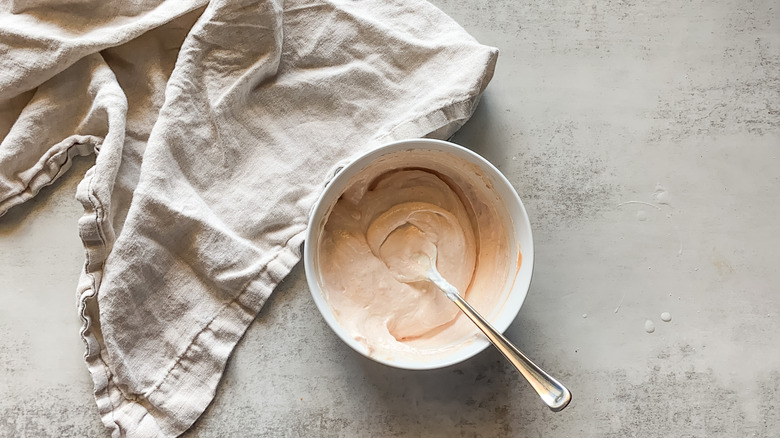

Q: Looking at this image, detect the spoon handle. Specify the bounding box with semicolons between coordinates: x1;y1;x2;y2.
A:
450;294;572;411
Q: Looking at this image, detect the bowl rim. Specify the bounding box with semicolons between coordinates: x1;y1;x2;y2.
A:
303;138;534;370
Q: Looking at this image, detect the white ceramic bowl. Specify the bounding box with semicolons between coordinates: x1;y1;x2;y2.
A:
303;138;534;370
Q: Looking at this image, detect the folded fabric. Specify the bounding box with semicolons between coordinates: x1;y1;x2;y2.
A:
0;0;498;436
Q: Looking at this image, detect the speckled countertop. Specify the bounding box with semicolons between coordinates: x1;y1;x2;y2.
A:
2;0;779;436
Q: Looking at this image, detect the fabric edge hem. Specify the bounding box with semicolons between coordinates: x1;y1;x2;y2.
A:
0;135;99;218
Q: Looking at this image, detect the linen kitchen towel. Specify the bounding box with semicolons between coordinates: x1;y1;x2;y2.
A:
0;0;498;436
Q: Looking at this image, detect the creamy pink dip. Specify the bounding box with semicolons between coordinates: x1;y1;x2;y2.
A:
316;150;513;362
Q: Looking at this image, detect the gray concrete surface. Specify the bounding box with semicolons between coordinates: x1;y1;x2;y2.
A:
2;0;779;436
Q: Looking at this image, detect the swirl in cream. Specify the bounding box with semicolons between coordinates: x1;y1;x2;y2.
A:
317;151;512;361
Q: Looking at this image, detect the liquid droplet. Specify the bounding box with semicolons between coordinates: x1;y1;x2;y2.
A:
582;313;588;318
661;312;672;322
653;184;670;205
644;320;655;333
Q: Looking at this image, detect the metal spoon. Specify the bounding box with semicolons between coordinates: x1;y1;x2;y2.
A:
426;257;572;412
374;223;571;411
